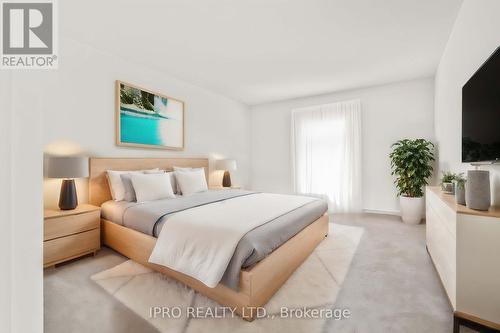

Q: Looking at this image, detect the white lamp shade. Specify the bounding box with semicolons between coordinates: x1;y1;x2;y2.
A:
47;156;89;179
215;159;237;171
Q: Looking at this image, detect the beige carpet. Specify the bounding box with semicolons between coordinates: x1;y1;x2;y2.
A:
91;224;363;333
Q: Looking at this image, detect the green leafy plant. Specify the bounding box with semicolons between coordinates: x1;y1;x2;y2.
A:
440;171;459;184
390;139;435;197
453;173;466;190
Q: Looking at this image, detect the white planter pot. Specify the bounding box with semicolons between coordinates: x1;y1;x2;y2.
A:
399;196;424;225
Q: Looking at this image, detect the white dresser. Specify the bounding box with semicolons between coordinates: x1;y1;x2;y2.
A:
426;186;500;331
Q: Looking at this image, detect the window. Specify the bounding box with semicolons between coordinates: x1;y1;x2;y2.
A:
291;99;362;212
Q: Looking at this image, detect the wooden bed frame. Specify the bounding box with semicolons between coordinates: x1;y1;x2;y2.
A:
89;158;329;321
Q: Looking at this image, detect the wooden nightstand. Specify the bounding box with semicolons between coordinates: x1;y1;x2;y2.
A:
44;204;101;268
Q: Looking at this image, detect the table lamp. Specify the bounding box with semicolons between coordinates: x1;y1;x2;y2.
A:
47;156;89;210
215;159;237;187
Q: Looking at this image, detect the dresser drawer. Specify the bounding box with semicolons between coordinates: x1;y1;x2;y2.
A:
44;228;100;266
427;189;457;238
44;210;100;241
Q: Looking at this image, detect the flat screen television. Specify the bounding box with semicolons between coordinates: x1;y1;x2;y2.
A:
462;46;500;163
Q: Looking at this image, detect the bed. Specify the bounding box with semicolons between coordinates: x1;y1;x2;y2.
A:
89;157;329;321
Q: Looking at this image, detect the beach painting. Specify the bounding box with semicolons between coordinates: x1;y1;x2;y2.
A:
116;81;184;150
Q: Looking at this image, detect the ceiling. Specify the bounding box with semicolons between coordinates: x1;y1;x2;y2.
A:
61;0;463;105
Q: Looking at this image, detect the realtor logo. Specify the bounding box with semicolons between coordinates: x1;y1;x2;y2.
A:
1;0;58;69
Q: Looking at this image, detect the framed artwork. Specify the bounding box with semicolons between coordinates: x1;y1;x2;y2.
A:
116;80;184;150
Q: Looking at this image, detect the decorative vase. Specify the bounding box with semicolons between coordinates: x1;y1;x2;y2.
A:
441;182;455;194
465;170;490;211
399;196;424;225
454;181;466;205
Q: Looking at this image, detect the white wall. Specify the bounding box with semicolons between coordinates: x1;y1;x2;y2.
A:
250;78;435;213
11;73;44;333
0;72;13;333
0;71;44;333
43;37;251;209
435;0;500;206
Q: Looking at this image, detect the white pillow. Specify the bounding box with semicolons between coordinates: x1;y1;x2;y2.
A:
175;168;208;196
120;174;137;202
130;173;176;203
173;167;207;194
172;166;193;193
143;169;165;174
107;168;159;201
165;171;178;194
146;170;178;194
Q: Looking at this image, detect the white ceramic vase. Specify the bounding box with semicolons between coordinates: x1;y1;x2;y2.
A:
399;196;424;225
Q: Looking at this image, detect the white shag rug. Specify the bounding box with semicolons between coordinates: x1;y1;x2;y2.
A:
91;223;363;333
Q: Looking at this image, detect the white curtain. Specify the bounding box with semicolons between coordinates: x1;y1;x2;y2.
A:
291;99;362;212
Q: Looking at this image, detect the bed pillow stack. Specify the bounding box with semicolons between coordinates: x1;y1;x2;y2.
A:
107;166;208;203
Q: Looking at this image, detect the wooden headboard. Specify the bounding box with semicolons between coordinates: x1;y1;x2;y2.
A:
89;157;209;206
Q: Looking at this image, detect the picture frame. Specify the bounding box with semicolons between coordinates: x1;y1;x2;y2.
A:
115;80;185;150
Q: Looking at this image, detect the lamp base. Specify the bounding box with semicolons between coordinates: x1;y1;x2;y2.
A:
59;179;78;210
222;171;232;188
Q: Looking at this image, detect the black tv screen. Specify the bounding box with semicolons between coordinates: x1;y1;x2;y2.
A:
462;46;500;163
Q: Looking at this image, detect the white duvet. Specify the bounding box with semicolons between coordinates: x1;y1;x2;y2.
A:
148;193;315;288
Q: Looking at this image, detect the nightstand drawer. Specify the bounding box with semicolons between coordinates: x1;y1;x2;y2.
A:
44;210;100;241
44;228;100;266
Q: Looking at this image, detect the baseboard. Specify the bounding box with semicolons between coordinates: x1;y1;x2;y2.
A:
362;209;400;216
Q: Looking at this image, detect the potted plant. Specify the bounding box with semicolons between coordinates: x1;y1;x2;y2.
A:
390;139;435;224
453;173;466;205
440;171;458;194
